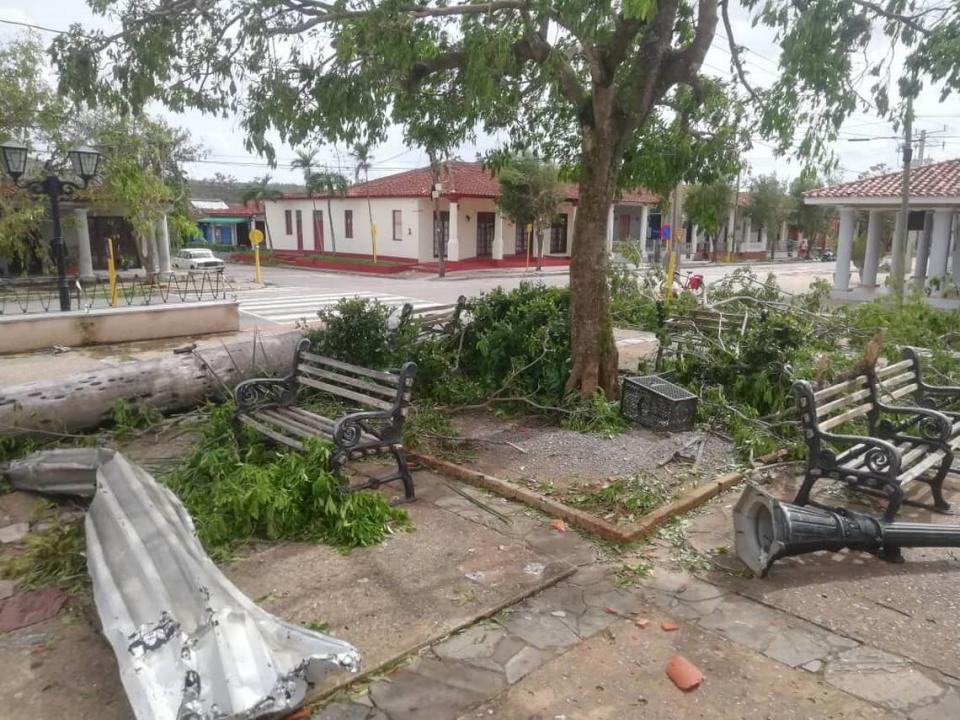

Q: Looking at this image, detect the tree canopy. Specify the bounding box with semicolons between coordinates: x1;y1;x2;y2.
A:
685;180;734;239
497;155;564;270
49;0;960;396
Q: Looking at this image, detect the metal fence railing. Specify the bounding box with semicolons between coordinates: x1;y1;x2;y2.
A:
0;271;237;315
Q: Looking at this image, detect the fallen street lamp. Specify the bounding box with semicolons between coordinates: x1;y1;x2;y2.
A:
0;141;102;311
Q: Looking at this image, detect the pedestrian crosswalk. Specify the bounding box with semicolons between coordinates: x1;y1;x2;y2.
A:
238;290;442;325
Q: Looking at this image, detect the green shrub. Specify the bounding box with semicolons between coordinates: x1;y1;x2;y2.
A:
164;404;410;560
306;297;396;369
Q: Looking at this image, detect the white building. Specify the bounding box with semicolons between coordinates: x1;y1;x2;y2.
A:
263;162;658;265
804;159;960;305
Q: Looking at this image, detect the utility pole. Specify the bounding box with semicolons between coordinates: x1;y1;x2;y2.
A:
917;129;926;165
891;93;914;300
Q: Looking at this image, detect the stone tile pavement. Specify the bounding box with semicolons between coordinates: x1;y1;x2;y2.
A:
310;478;960;720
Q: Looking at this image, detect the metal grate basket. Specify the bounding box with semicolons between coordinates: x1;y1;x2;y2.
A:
620;375;698;432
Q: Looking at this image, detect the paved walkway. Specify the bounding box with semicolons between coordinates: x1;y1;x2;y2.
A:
312;475;960;720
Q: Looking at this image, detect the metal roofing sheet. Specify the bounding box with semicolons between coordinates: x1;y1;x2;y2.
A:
5;448;360;720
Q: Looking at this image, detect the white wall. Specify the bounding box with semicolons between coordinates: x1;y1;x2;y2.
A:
264;197;423;259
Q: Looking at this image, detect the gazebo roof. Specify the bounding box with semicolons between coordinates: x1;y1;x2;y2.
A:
804;159;960;205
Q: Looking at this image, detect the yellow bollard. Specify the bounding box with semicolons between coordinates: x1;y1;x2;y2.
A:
249;228;265;284
107;237;118;307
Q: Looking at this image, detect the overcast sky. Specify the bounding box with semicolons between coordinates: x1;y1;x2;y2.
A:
3;1;959;188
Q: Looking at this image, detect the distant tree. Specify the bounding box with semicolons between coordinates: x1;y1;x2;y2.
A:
788;171;834;253
309;171;349;255
292;148;322;252
351;143;377;261
748;175;788;260
497;156;564;272
685;180;734;258
241;175;283;249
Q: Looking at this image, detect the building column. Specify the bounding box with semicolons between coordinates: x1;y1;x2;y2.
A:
492;211;504;260
834;207;856;291
639;205;649;260
928;208;953;292
446;201;459;262
691;224;700;257
606;205;615;254
951;213;960;285
759;226;768;253
74;208;94;279
156;214;172;274
914;211;933;286
742;215;751;252
861;210;882;288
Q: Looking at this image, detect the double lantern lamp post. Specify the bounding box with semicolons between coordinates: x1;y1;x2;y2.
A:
0;141;102;311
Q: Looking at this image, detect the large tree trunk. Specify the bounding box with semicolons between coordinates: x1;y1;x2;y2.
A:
566;135;619;399
0;331;303;437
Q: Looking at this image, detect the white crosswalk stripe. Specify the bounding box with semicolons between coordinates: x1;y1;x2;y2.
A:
238;290;441;325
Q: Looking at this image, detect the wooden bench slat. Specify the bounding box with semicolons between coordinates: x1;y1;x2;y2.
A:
258;408;334;438
299;351;400;386
819;402;873;430
899;450;947;483
298;375;394;410
876;359;914;378
813;376;868;402
877;370;918;390
278;406;337;431
297;363;397;399
238;414;305;450
888;383;920;400
816;387;872;418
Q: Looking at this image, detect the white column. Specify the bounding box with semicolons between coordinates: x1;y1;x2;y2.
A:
492;210;504;260
928;208;953;292
861;210;882;288
834;206;856;291
568;206;577;256
759;226;768;253
606;205;615;253
156;214;172;274
691;224;700;256
146;223;160;273
74;208;94;279
742;215;752;251
779;220;788;253
446;201;459;262
951;214;960;285
639;205;649;260
914;211;933;285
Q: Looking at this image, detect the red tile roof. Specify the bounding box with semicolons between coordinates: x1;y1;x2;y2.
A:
804;159;960;200
282;161;658;204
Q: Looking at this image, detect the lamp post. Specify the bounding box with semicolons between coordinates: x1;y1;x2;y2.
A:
0;141;102;311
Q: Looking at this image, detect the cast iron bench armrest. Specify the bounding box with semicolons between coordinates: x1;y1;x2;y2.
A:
332;409;397;450
871;398;952;445
234;376;296;412
820;430;903;481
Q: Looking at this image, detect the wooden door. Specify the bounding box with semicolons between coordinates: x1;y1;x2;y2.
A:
313;210;323;252
476;212;495;257
433;211;450;258
618;213;631;241
295;210;304;251
550;213;568;254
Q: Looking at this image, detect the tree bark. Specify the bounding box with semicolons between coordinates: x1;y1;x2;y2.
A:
566;133;619;399
0;331;303;437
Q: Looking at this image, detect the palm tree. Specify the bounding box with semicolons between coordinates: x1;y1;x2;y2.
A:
241;175;283;250
352;143;377;262
310;170;349;255
291;149;321;252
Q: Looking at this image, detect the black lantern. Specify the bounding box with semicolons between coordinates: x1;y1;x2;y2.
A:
0;140;103;312
0;140;28;182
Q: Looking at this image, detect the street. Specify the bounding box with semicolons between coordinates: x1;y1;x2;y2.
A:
231;259;836;328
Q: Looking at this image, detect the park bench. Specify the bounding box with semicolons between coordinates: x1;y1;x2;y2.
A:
233;338;418;502
396;295;467;338
900;346;960;413
655;303;751;370
793;366;955;522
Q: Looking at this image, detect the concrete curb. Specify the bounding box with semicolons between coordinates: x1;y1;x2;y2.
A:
409;449;789;544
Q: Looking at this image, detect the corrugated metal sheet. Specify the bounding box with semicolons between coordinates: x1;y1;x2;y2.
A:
5;448;360;720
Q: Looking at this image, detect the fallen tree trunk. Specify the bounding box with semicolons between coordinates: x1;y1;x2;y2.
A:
0;331;303;437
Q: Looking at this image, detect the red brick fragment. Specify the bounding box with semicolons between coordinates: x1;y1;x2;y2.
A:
549;519;568;533
661;620;679;632
666;654;703;691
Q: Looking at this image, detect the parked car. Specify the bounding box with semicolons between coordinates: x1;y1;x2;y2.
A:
172;248;225;271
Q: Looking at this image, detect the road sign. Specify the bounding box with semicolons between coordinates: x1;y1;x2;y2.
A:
249;228;265;245
661;224;672;240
